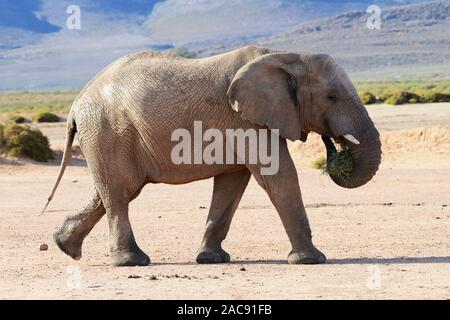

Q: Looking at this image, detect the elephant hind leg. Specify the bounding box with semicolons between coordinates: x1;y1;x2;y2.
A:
196;168;251;264
54;192;105;260
103;188;150;267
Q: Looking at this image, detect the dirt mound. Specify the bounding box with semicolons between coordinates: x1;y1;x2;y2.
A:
381;126;450;153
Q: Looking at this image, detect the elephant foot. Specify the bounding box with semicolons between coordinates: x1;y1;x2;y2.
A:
287;247;326;265
53;228;83;261
196;247;230;264
111;249;150;267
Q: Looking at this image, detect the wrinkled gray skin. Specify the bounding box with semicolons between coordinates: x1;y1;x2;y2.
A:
48;46;381;266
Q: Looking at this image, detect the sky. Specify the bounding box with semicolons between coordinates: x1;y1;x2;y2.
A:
0;0;435;91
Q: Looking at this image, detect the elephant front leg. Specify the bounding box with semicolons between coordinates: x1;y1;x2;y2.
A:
248;141;326;264
196;169;251;264
54;192;105;260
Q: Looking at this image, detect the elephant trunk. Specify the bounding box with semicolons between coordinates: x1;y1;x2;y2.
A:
322;121;381;189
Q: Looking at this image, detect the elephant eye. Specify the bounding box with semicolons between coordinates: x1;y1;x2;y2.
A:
327;94;337;102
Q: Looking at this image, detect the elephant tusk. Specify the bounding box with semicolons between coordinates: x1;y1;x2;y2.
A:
343;134;360;145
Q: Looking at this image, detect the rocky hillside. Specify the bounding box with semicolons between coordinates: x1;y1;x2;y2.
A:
0;0;447;90
199;0;450;81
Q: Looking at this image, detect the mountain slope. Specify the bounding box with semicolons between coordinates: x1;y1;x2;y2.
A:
0;0;166;91
146;0;428;46
260;0;450;81
198;1;450;81
0;0;446;90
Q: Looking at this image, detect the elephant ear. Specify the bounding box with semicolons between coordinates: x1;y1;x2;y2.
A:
227;53;306;141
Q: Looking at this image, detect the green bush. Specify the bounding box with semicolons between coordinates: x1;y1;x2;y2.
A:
382;91;421;105
419;92;450;103
383;95;404;105
3;124;54;162
381;91;450;105
359;92;377;105
355;79;450;103
0;123;5;148
33;112;60;123
9;115;27;124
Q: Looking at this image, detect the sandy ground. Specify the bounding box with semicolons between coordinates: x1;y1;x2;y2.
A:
0;103;449;299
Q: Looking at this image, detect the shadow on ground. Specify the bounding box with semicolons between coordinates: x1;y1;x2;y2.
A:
142;256;450;267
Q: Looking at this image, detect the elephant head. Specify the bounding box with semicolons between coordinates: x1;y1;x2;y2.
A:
227;52;381;188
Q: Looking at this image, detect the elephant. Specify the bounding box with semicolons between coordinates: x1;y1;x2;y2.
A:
44;46;381;266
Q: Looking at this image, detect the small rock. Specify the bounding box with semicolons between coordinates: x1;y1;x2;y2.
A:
158;216;162;219
240;267;246;271
383;202;393;206
149;276;158;280
435;217;441;220
199;206;207;209
72;180;78;183
38;243;48;251
128;275;141;279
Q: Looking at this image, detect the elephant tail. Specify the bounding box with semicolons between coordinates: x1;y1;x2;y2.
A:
41;110;77;214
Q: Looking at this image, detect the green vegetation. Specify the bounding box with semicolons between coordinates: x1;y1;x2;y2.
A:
0;78;447;118
381;91;421;105
0;91;77;114
0;123;53;162
0;124;5;147
374;90;450;105
355;78;450;105
9;115;28;124
419;92;450;103
33;112;60;123
324;147;353;178
311;140;353;178
355;78;450;98
310;155;326;170
358;92;377;105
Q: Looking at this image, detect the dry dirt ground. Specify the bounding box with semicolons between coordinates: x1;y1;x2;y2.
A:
1;103;449;299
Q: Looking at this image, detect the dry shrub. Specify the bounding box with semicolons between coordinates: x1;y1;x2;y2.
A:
10;115;28;124
2;124;53;162
0;123;5;149
33;112;60;123
359;92;377;105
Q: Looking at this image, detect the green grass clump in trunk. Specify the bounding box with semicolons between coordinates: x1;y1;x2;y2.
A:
311;140;353;178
